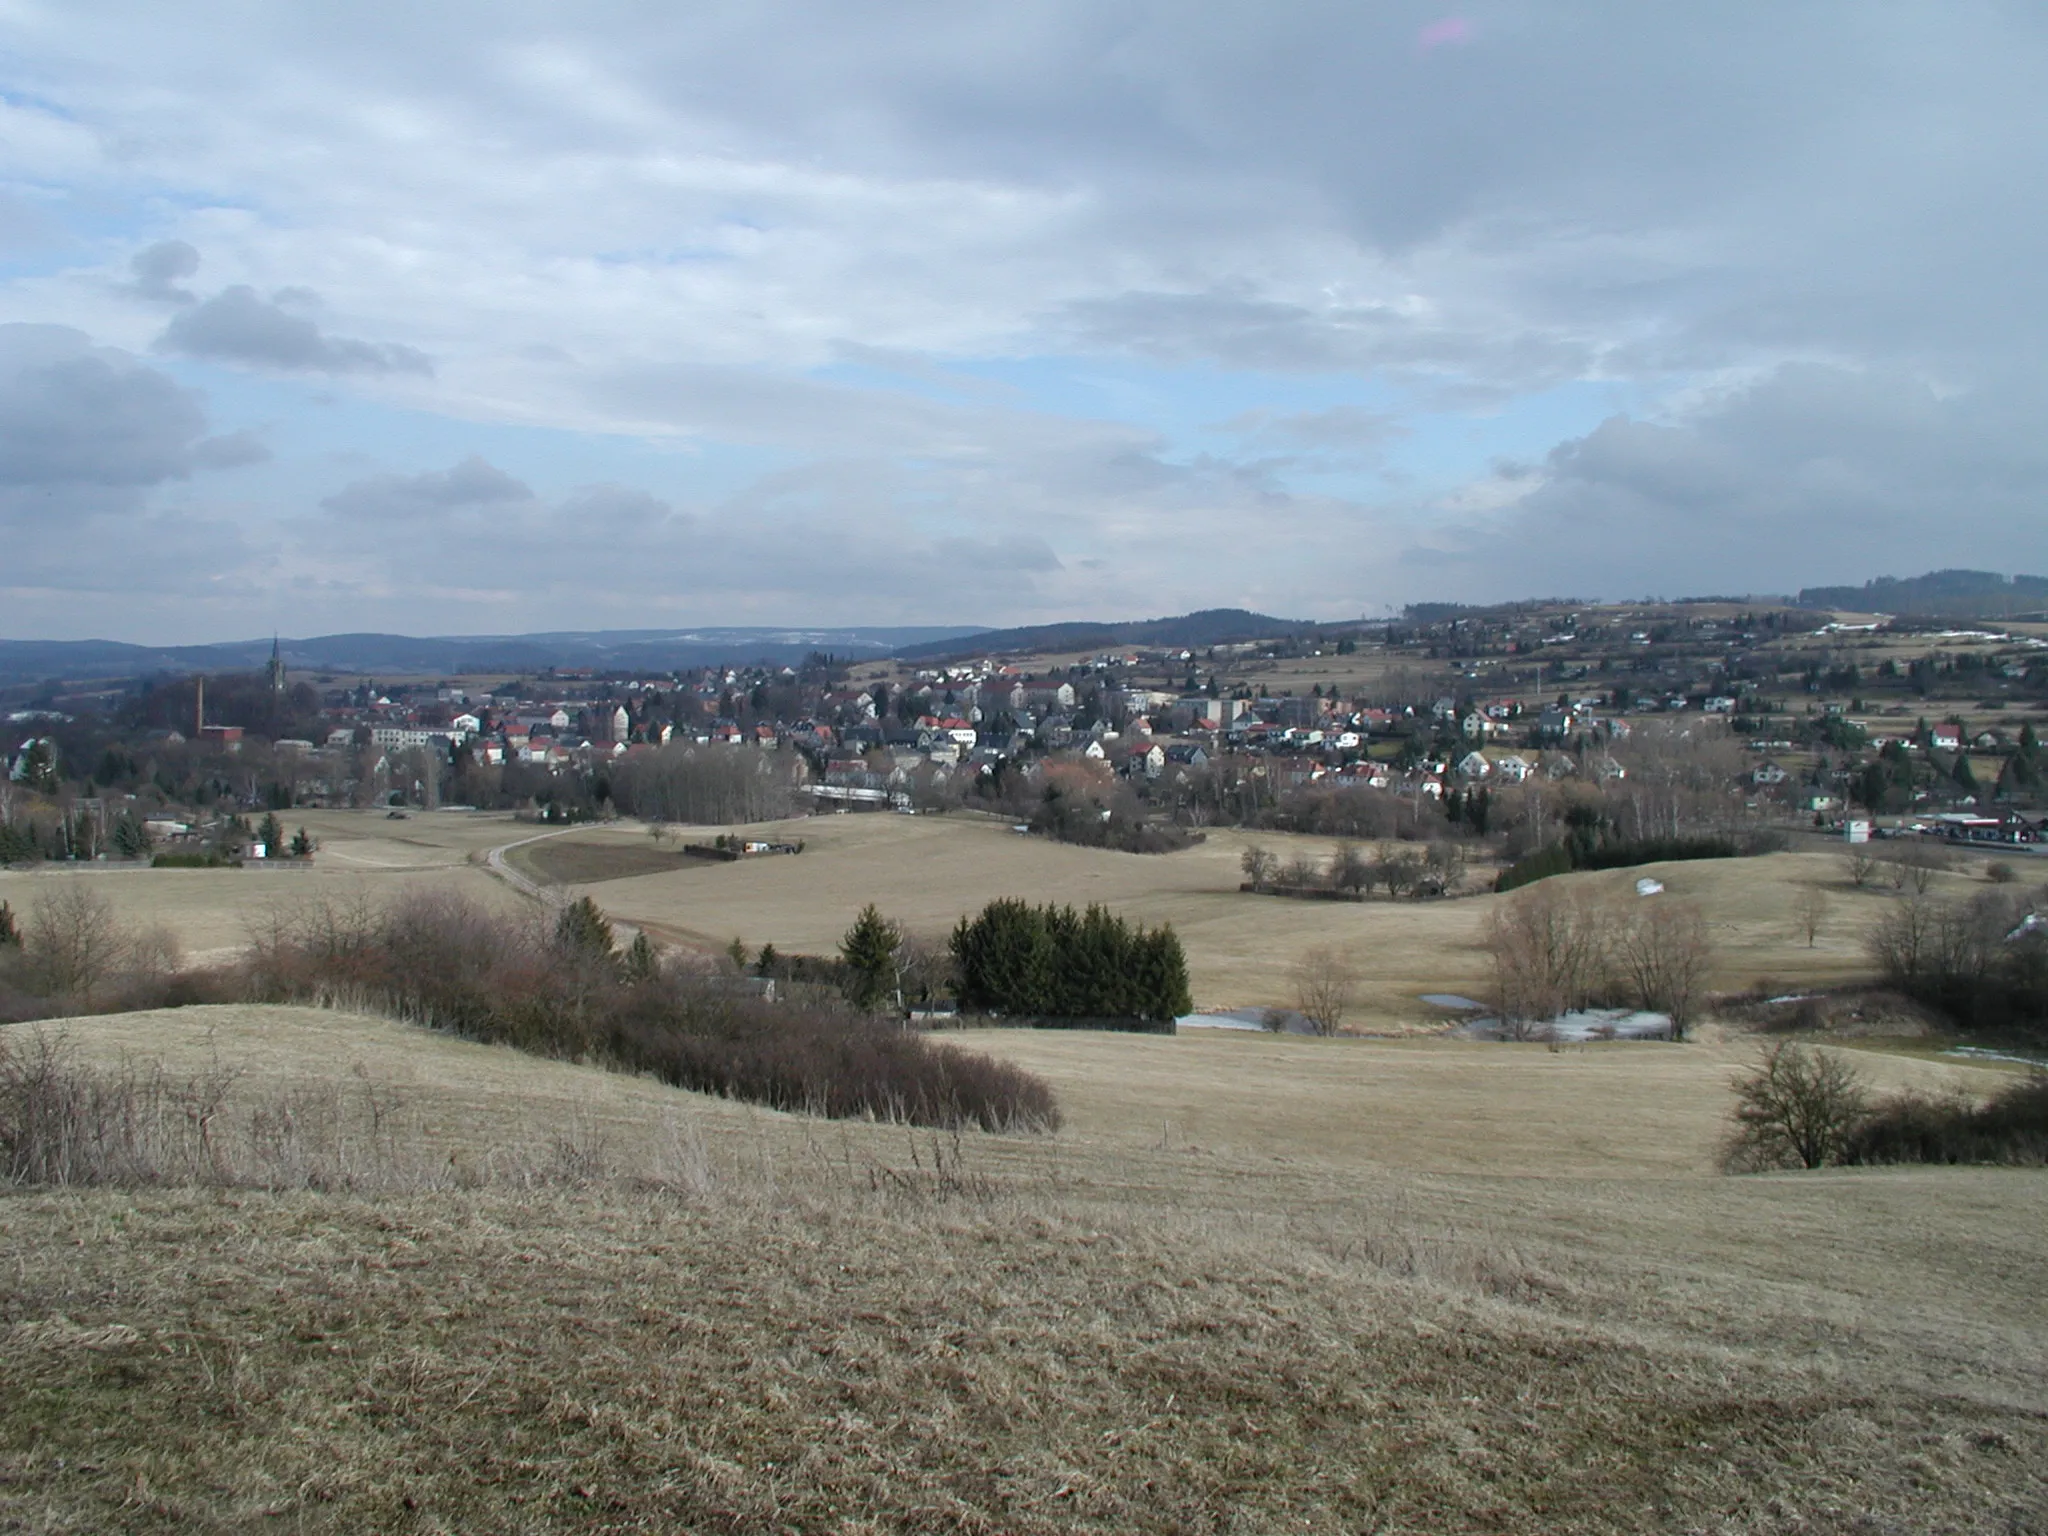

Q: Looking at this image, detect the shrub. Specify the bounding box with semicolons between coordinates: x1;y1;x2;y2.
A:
152;851;241;869
243;891;1059;1133
1841;1072;2048;1166
1866;888;2048;1040
1723;1041;1869;1171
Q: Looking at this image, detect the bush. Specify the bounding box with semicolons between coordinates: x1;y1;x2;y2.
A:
243;891;1060;1133
1841;1072;2048;1166
1866;888;2048;1040
152;851;241;869
1723;1041;1869;1171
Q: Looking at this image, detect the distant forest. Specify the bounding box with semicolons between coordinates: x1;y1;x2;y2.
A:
1797;569;2048;619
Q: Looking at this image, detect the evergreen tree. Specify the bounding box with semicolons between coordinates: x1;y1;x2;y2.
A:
257;811;285;854
111;815;154;859
623;930;658;983
0;900;18;946
554;895;615;959
841;903;902;1012
290;826;315;857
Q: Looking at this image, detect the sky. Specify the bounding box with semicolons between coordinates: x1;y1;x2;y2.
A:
1;1;2044;642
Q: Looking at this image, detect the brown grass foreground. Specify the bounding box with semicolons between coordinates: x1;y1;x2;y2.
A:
3;1006;2045;1532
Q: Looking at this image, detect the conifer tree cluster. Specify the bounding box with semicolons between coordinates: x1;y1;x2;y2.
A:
950;899;1191;1023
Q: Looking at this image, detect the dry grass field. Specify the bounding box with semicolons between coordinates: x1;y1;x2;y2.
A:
7;805;2013;1021
0;808;525;966
528;814;1965;1019
3;1004;2044;1532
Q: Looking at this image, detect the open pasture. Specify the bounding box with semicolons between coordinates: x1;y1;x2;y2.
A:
3;1004;2043;1531
3;805;2012;1018
557;813;1951;1018
0;809;523;965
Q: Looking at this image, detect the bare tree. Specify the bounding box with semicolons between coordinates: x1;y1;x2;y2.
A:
1240;843;1276;892
1724;1042;1868;1170
1280;853;1319;890
1329;840;1370;896
25;883;124;1002
1290;945;1359;1036
1791;885;1829;948
1481;882;1612;1036
1613;898;1713;1041
1374;843;1425;899
1843;848;1877;889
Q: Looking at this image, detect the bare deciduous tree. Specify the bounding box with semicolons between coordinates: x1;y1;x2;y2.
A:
1329;840;1370;896
1792;885;1829;948
1240;843;1276;892
1290;945;1359;1036
1612;898;1712;1041
1482;882;1612;1037
25;883;123;1002
1724;1041;1868;1170
1843;848;1877;889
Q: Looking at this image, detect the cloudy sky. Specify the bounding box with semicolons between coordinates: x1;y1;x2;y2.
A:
2;2;2044;642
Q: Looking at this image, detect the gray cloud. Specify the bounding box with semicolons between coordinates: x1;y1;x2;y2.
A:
556;484;683;531
321;455;534;521
934;534;1063;572
123;240;200;304
1404;363;2048;600
157;285;432;375
188;429;271;471
0;324;208;506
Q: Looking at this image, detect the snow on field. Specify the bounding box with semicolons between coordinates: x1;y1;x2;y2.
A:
1456;1009;1674;1043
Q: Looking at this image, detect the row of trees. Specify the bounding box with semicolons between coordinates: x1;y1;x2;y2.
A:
606;744;801;825
1240;838;1464;899
947;899;1191;1025
1865;885;2048;1041
1480;881;1714;1039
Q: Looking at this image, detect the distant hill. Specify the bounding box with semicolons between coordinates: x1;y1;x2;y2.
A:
0;626;986;686
1795;569;2048;619
892;608;1312;662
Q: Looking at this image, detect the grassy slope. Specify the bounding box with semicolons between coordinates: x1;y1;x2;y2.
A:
3;1006;2044;1532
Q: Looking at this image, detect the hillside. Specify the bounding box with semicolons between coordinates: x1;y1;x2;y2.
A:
1796;568;2048;620
2;1004;2042;1531
0;625;987;685
892;607;1313;661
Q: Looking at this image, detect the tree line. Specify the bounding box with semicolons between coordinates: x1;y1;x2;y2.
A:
947;899;1190;1028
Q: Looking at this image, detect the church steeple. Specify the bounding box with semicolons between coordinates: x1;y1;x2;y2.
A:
266;635;286;703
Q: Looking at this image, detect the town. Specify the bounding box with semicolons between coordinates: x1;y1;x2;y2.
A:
7;598;2045;867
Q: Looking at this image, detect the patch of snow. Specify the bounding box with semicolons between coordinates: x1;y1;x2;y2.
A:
1419;993;1486;1011
1942;1046;2048;1068
1178;1008;1314;1034
1455;1008;1674;1043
